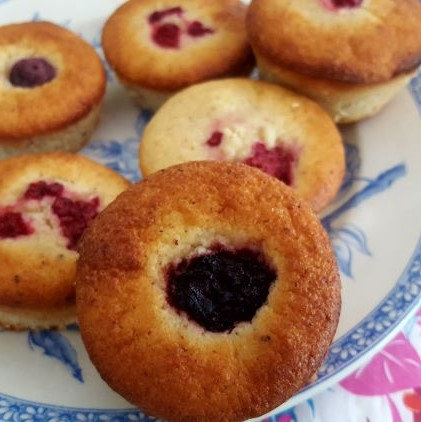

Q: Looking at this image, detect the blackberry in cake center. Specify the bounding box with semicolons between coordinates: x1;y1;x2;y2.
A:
167;247;276;332
9;57;56;88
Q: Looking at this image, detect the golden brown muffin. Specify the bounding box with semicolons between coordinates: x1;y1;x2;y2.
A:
76;161;341;422
139;78;345;212
258;56;415;124
0;22;106;158
247;0;421;123
102;0;254;110
0;153;130;330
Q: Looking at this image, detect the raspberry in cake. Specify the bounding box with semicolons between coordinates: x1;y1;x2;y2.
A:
140;78;345;212
0;152;130;330
102;0;254;110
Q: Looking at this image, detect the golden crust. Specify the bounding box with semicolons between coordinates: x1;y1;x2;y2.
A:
76;161;341;422
257;54;415;123
139;78;345;212
0;152;130;312
0;304;76;331
102;0;254;91
0;21;106;140
0;104;102;158
247;0;421;84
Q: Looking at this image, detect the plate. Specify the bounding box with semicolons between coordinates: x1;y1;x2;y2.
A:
0;1;420;421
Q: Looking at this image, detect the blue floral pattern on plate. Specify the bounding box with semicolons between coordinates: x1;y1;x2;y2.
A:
0;394;159;421
410;67;421;115
28;331;83;383
323;162;406;277
82;137;141;183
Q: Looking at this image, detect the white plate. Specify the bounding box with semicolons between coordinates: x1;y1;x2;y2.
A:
0;1;420;420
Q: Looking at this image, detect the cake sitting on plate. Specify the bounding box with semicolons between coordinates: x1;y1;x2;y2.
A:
0;21;106;158
247;0;421;123
76;161;341;422
139;78;345;212
0;153;130;330
102;0;254;110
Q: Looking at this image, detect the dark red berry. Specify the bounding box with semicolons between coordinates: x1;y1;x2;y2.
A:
330;0;362;8
24;181;64;200
205;131;223;147
148;6;183;24
187;21;214;37
167;248;276;332
243;142;299;186
0;212;33;239
152;23;181;49
52;196;99;250
10;58;56;88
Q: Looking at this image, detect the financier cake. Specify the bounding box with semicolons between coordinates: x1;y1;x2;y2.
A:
76;161;341;421
139;78;345;212
0;153;130;330
247;0;421;123
102;0;254;110
0;21;106;158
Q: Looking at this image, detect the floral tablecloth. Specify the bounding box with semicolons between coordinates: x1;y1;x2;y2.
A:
264;308;421;422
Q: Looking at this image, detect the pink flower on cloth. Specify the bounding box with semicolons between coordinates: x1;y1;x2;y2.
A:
340;332;421;421
403;388;421;414
341;333;421;395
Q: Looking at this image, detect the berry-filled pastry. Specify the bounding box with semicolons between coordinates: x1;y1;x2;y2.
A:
140;78;345;212
102;0;254;110
0;153;130;330
0;21;106;158
76;161;341;422
247;0;421;123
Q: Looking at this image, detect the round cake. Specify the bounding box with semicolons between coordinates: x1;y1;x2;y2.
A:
0;152;130;330
0;21;106;158
247;0;421;123
139;78;345;212
76;161;341;421
102;0;254;110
